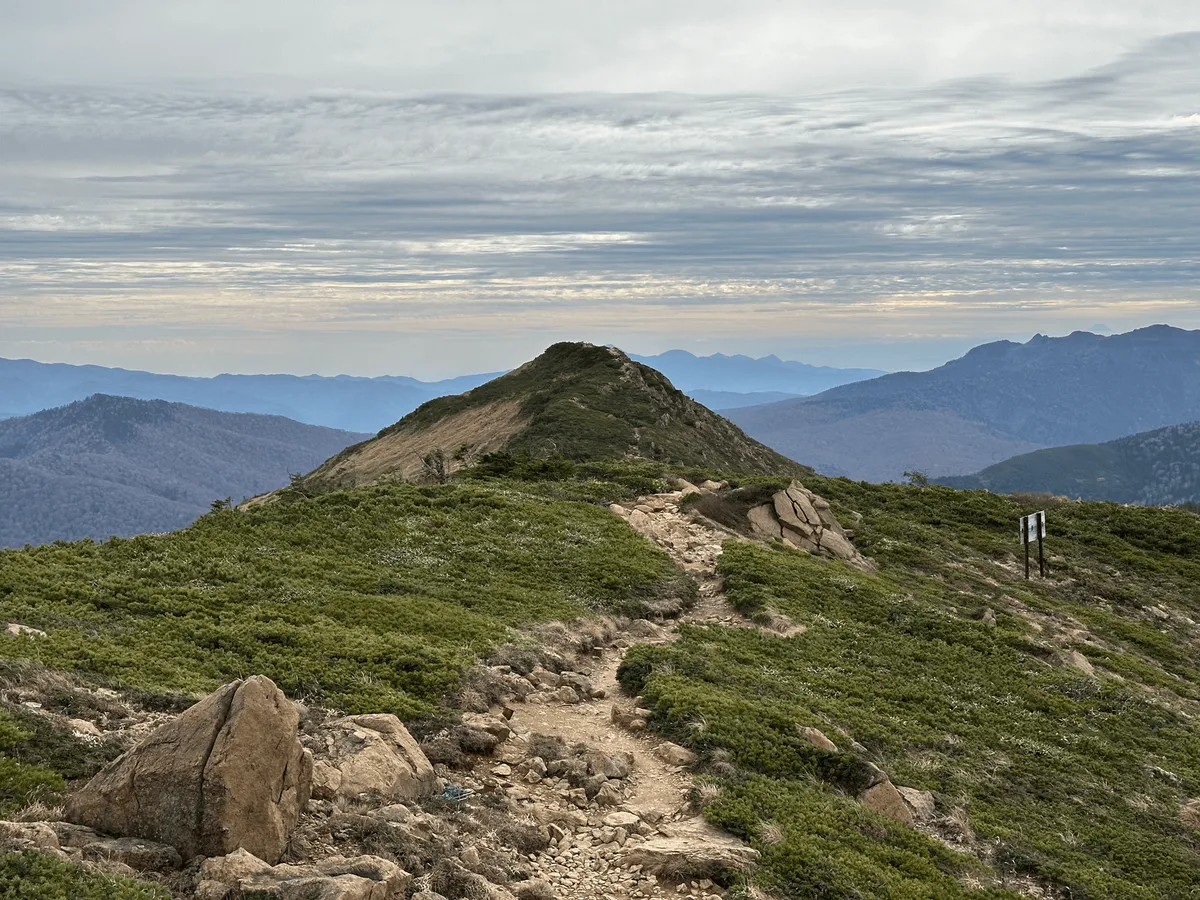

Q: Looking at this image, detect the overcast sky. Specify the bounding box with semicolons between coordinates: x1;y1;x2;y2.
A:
2;3;1199;376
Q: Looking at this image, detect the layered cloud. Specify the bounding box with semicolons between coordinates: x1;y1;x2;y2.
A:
1;29;1199;374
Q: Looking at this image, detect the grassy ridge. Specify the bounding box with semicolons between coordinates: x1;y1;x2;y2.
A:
305;343;801;491
0;480;686;717
620;482;1200;899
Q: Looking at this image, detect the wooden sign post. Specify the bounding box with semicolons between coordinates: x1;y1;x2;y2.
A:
1019;511;1047;579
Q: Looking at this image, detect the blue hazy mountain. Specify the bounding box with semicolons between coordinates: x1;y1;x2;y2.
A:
2;352;882;431
729;326;1200;483
0;358;501;434
0;394;368;548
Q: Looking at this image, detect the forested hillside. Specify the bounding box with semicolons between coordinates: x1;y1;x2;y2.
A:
939;420;1200;505
0;395;366;547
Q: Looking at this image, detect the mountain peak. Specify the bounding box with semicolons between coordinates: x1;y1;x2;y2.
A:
294;342;804;492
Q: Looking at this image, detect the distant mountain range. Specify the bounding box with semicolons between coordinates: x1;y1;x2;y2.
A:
729;326;1200;482
0;395;367;548
938;421;1200;506
630;350;884;401
0;351;881;431
0;358;501;434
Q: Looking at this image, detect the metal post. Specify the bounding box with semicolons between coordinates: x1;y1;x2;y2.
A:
1023;518;1030;580
1037;511;1046;578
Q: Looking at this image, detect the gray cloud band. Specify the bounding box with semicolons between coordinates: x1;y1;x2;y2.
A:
1;34;1198;350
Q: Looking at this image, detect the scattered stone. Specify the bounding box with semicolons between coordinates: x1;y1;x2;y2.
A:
981;608;997;627
64;675;311;864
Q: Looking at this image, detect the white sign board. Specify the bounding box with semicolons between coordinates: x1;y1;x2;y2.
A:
1019;511;1046;543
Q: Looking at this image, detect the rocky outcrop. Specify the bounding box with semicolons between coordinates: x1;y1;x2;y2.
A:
64;675;312;864
308;713;437;802
748;481;875;572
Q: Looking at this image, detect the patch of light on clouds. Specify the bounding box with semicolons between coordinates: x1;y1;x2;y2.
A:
1;31;1199;373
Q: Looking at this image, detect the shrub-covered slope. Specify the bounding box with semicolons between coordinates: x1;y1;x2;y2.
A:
938;420;1200;506
621;481;1200;899
0;477;688;718
295;343;803;492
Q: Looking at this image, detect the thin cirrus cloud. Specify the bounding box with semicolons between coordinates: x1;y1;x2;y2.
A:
0;11;1199;375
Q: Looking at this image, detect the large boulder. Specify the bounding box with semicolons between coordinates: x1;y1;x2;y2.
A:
310;714;437;802
64;675;312;864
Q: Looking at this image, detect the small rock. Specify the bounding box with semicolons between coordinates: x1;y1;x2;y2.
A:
860;780;914;825
1181;798;1200;829
797;726;837;753
552;686;580;704
5;623;46;639
896;787;937;822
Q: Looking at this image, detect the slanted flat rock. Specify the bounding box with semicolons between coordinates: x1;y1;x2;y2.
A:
621;817;758;877
64;676;311;864
784;486;821;526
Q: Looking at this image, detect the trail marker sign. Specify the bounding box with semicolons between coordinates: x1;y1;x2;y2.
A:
1020;511;1047;579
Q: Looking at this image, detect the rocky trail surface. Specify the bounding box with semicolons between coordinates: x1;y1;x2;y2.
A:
459;482;766;900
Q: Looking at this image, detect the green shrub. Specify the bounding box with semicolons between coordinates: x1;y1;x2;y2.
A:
0;852;168;899
0;708;67;816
